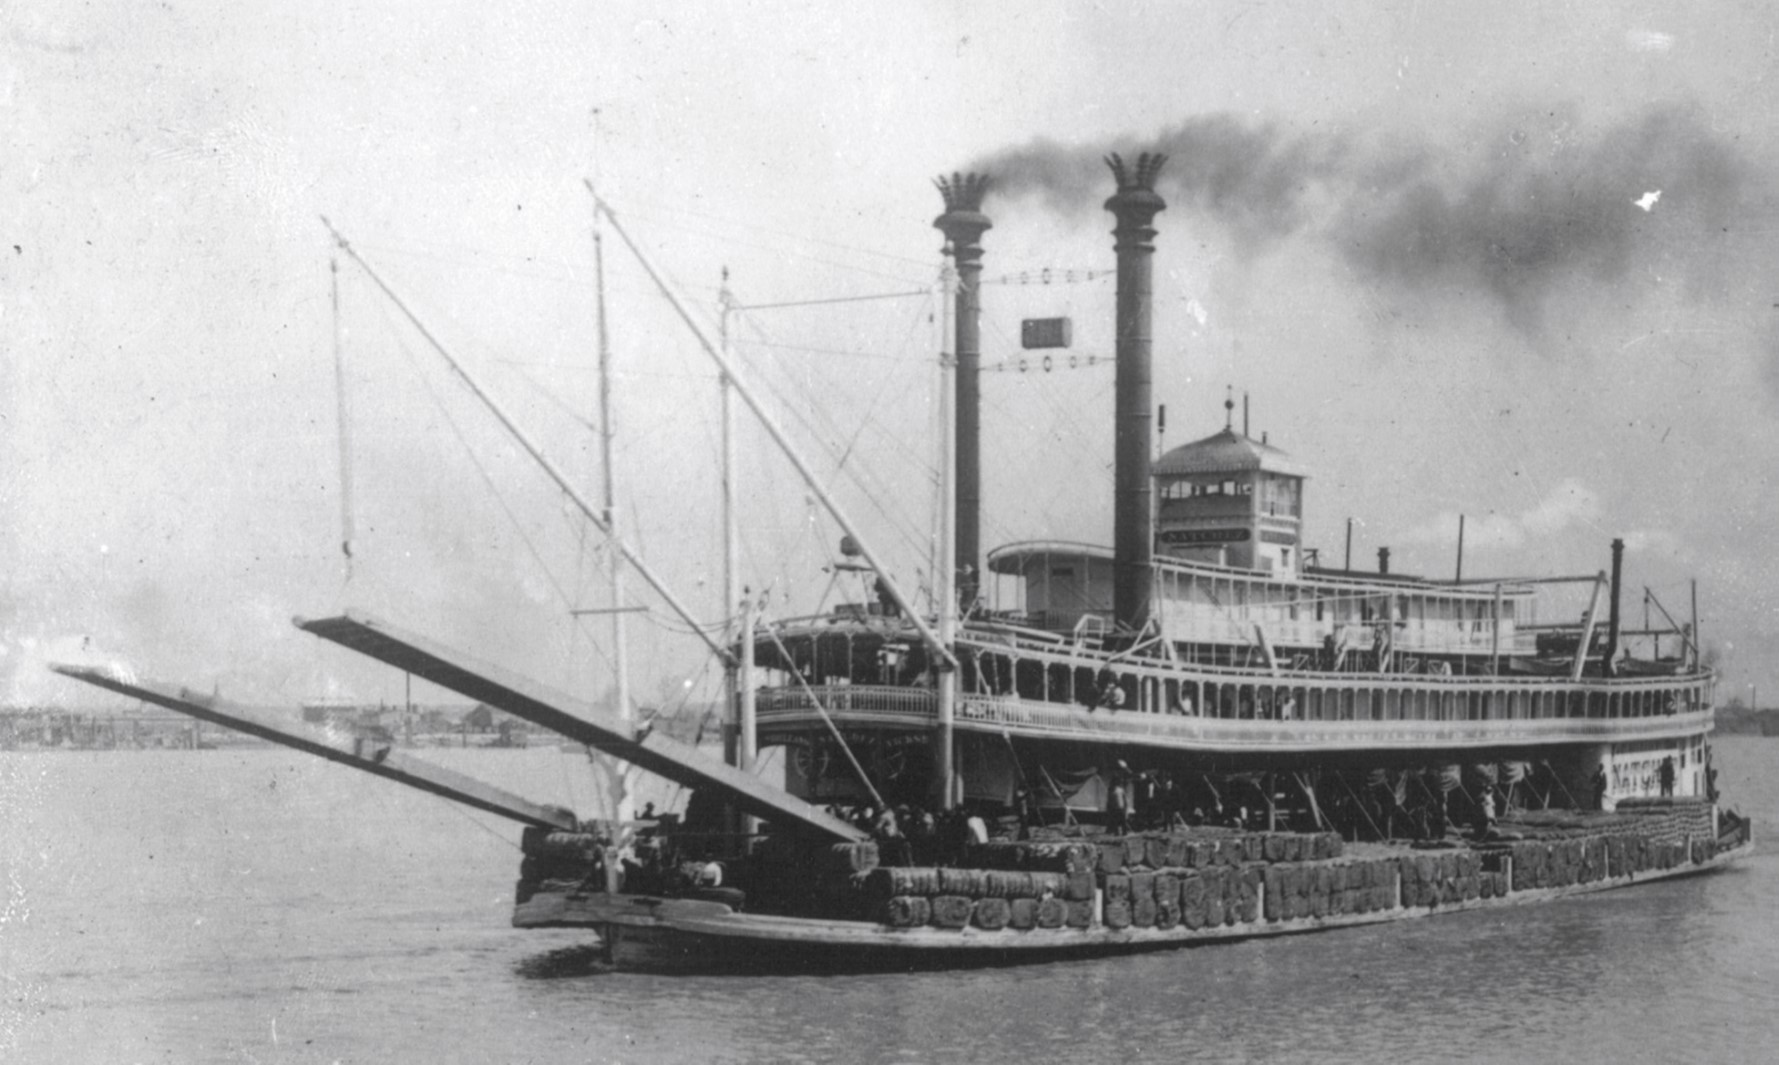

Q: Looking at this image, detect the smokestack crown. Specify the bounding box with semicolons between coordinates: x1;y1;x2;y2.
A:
934;172;993;251
1104;152;1168;220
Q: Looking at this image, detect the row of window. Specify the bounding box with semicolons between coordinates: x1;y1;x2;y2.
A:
1156;569;1521;627
960;651;1704;724
1156;475;1304;518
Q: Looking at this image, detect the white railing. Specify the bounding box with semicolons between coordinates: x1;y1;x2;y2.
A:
947;694;1714;752
752;675;1713;752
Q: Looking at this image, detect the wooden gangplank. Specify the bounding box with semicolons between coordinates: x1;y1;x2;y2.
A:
296;610;867;843
50;665;577;832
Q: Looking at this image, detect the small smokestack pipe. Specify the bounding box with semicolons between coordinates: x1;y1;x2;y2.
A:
1105;152;1167;633
934;173;992;609
1604;537;1625;677
1243;393;1250;438
1378;546;1391;575
1455;514;1466;582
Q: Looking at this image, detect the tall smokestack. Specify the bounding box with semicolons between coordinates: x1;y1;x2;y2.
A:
935;173;992;610
1105;153;1167;634
1604;537;1625;677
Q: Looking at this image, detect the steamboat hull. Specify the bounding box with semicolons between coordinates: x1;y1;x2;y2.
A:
514;809;1752;974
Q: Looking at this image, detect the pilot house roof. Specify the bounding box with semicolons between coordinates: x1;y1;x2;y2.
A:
1153;427;1310;479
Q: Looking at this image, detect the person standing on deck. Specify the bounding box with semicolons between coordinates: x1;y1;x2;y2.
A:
1107;774;1131;835
1474;787;1497;841
1592;765;1608;810
1659;756;1676;797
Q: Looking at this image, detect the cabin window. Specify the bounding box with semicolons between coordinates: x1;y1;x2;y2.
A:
1074;666;1097;707
1047;663;1072;704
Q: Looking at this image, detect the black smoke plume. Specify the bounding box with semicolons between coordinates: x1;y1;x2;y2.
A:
973;103;1765;338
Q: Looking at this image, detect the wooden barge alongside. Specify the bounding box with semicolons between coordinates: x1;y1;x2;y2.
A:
54;155;1754;973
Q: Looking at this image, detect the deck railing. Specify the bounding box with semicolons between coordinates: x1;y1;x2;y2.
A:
948;692;1712;751
753;673;1714;752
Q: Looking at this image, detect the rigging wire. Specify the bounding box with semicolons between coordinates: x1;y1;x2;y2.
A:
734;289;932;312
504;365;602;435
349;239;590;288
731;303;940;557
618;193;936;269
615;207;929;288
732;337;915;363
363;296;621;681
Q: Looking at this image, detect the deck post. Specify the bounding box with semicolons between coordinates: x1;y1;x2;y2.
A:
934;256;960;811
739;594;759;839
1572;572;1607;682
1491;583;1504;673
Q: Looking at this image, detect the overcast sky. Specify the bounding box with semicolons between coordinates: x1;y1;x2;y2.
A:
7;1;1779;713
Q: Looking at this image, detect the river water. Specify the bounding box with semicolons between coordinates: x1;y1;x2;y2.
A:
2;739;1775;1064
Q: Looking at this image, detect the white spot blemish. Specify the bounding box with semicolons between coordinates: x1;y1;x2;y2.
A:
1627;29;1675;53
1635;190;1661;212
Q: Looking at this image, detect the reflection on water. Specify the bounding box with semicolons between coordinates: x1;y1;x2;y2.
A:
2;742;1775;1063
516;943;613;980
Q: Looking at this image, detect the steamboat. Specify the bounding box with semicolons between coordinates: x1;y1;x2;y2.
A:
57;154;1752;972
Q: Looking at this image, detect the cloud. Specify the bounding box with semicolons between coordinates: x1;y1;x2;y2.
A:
1398;478;1602;551
1621;527;1689;561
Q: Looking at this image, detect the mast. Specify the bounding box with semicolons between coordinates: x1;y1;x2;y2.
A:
720;271;740;753
722;269;757;837
593;197;634;822
330;258;356;575
740;594;758;786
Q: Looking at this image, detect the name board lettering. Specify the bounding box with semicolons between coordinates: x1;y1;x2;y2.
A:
1158;527;1251;545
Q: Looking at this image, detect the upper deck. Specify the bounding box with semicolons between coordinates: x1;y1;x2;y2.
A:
988;541;1564;658
751;611;1714;758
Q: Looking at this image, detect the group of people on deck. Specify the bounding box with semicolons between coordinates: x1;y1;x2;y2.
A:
842;802;989;867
